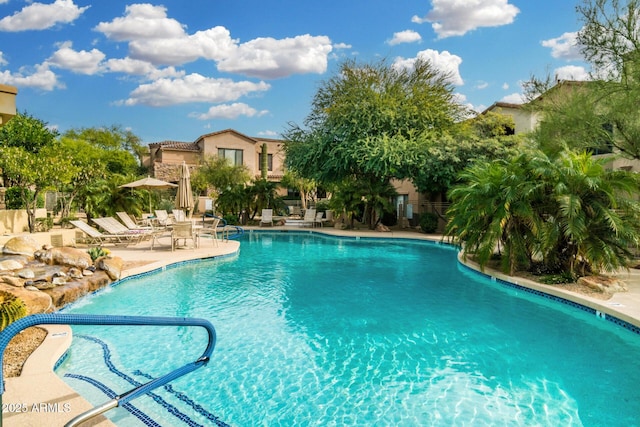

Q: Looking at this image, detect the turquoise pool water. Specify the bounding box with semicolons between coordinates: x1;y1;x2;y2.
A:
57;232;640;426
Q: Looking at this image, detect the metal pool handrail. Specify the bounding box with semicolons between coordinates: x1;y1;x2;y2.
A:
0;313;217;427
202;213;244;240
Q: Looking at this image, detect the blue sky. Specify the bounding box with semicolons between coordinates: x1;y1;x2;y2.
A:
0;0;588;144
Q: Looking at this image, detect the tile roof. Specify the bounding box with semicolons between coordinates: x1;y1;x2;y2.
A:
149;140;200;151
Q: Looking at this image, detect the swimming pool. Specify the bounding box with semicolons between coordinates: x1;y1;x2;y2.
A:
57;232;640;426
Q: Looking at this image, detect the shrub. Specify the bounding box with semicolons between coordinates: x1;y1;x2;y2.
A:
223;214;238;225
380;211;398;227
35;217;53;232
87;247;110;261
4;187;45;209
419;212;439;233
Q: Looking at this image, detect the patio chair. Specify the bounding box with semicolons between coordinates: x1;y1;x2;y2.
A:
197;217;221;247
172;209;186;222
314;211;326;228
154;210;172;227
69;220;143;247
260;209;273;227
171;221;198;251
301;208;317;227
116;212;153;231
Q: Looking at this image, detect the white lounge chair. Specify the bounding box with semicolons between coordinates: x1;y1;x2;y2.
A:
116;212;153;231
260;209;273;227
314;211;326;227
70;220;144;247
302;208;317;227
154;210;172;226
172;209;186;222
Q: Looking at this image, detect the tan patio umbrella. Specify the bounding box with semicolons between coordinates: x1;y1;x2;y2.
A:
175;162;194;218
120;176;178;214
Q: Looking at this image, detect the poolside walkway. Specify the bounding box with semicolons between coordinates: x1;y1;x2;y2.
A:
4;225;640;425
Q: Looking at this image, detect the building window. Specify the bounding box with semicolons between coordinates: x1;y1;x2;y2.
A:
258;153;273;171
590;122;614;155
218;148;243;166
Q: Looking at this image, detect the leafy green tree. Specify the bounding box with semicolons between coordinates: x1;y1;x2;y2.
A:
411;131;523;195
216;185;250;218
280;171;317;210
56;137;107;218
75;176;146;221
0;145;76;232
527;0;640;159
0;113;76;232
63;125;143;175
285;58;466;228
192;155;251;196
0;111;58;153
64;125;147;169
247;179;285;219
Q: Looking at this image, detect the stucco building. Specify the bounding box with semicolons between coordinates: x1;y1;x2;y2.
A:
145;129;286;183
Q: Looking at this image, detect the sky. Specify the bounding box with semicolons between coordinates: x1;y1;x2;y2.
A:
0;0;589;144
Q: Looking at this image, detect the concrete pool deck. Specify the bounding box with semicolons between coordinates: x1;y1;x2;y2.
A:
4;226;640;426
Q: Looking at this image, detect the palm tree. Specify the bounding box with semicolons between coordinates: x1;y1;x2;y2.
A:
542;150;640;276
445;151;545;275
446;147;640;277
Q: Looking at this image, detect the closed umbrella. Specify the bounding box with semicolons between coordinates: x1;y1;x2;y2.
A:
120;176;177;214
175;162;194;218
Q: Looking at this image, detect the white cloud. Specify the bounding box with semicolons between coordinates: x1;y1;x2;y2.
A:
127;26;237;66
554;65;590;81
191;103;269;120
258;130;279;137
333;42;352;49
541;32;583;61
393;49;463;85
47;41;105;75
501;92;525;104
120;73;271;107
502;82;509;90
0;52;7;66
475;81;489;90
413;0;519;38
104;57;185;80
95;6;332;79
0;0;89;32
387;30;422;46
217;34;333;79
0;63;62;90
94;4;185;41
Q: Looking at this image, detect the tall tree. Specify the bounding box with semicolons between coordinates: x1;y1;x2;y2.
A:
284;58;466;228
0;112;75;232
528;0;640;159
63;125;144;175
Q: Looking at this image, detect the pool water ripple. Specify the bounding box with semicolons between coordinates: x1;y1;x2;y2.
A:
57;233;640;426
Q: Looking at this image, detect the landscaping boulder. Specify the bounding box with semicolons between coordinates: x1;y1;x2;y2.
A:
0;259;23;271
96;256;123;280
53;247;92;269
2;236;39;257
0;275;23;287
577;276;628;294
